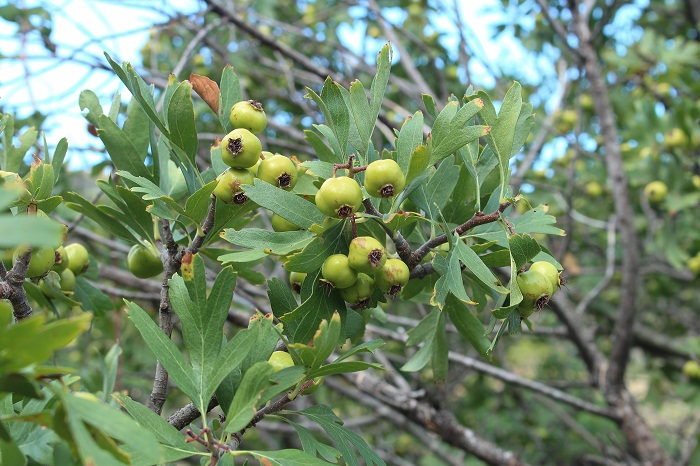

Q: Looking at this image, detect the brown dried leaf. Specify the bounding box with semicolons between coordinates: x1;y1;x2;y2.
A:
190;73;220;114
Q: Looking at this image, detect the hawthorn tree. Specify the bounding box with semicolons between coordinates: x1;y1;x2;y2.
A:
1;1;699;466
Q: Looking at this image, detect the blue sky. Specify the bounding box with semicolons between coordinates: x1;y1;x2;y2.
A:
0;0;549;169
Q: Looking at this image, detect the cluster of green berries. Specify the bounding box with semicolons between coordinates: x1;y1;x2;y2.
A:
515;261;562;318
213;100;299;206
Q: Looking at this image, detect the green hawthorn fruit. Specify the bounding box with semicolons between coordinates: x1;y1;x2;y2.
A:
230;100;267;134
0;171;32;206
60;268;76;293
665;128;688;148
322;254;358;289
516;269;554;318
127;244;163;279
348;236;386;274
339;273;374;306
257;154;298;190
683;360;700;379
528;261;561;295
220;128;262;169
364;159;406;198
14;246;56;278
315;177;363;218
644;181;668;204
688;254;700;276
585;181;604;197
214;168;255;205
52;245;69;272
65;243;90;275
692;175;700;190
289;271;307;293
375;258;410;296
272;213;302;232
268;351;294;372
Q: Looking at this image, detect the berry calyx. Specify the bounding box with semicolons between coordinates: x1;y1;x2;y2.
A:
528;261;561;295
321;254;358;289
339;273;374;307
516;269;554;318
268;351;294;372
230;100;267;134
127;244;164;279
272;213;302;232
375;258;410;296
52;245;69;272
315;177;363;218
257;154;298;190
348;236;386;274
65;243;90;276
220;128;262;169
214;168;255;205
364;159;406;198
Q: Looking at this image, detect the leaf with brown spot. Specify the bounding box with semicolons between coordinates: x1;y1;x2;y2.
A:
190;73;220;114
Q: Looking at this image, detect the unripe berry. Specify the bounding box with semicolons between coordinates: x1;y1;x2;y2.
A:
375;258;410;296
364;159;406;198
321;254;358;289
339;273;374;307
289;271;307;293
315;177;363;218
14;246;56;278
348;236;386;273
272;213;302;232
268;351;294;372
257;154;298;190
65;243;90;275
230;100;267;134
220;128;262;169
516;269;554;318
214;168;255;205
127;244;164;279
528;261;561;295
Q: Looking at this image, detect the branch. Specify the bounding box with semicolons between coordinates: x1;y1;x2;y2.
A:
1;248;34;321
167;397;219;431
410;202;511;266
362;199;412;263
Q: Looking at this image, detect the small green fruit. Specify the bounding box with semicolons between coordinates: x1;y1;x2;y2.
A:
220;128;262;169
516;269;554;318
230;100;267;134
644;181;668;204
348;236;386;274
214;168;255;205
60;268;76;292
315;177;363;218
289;272;307;293
375;258;410;296
339;273;374;306
272;213;302;232
322;254;358;289
14;246;56;278
665;128;688;148
691;175;700;190
364;159;406;198
127;244;163;279
268;351;294;372
52;246;69;272
688;254;700;276
528;261;561;295
585;181;604;197
65;243;90;275
257;154;298;190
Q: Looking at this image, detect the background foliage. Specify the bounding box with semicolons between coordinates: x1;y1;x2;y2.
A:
1;1;700;465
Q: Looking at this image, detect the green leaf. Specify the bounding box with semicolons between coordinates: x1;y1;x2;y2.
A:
288;312;342;370
224;362;275;433
114;394;201;461
167;81;198;161
508;233;542;271
370;44;392;125
396;111;424;175
232;449;333;466
0;215;64;249
74;278;115;315
401;308;441;372
348;79;372;153
307;361;384;378
183;180;215;223
287;405;386;466
283;221;348;273
218;65;242;133
304;130;337;163
454;239;508;294
63;192;135;242
122;98;150;163
334;339;385;362
221;228;314;256
267;278;299;316
445;294;491;359
244;179;326;229
124;301;199;405
281;419;342;463
25;160;54;200
96;115;151;179
1;115;38;173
